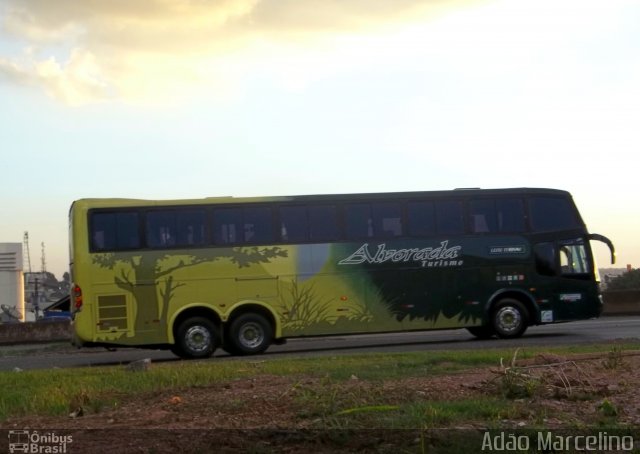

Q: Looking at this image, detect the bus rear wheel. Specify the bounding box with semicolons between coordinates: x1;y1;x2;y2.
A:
173;316;218;359
491;299;528;339
226;313;273;356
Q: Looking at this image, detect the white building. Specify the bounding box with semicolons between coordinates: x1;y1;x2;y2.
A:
0;243;25;322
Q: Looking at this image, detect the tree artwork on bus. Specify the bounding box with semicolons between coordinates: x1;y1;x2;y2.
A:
90;247;288;342
68;188;615;358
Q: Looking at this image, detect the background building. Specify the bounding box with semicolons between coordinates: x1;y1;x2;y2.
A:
0;243;25;322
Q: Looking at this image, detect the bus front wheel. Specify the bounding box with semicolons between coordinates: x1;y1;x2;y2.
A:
226;313;273;355
173;317;218;359
491;299;528;339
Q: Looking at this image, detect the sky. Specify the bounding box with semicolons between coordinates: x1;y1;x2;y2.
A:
0;0;638;280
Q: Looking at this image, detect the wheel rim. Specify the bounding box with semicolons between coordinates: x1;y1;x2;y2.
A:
238;322;264;349
495;306;522;334
185;325;212;353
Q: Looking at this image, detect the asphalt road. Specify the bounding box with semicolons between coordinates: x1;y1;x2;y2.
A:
1;316;639;371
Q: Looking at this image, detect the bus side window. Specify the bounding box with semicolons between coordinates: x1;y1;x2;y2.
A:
407;201;435;237
213;208;241;244
118;213;140;249
146;211;176;248
243;207;274;244
91;213;114;251
469;199;496;233
308;205;339;241
176;210;205;246
91;212;139;251
372;202;402;238
529;196;581;232
534;242;556;276
93;231;106;250
435;200;464;235
346;203;372;239
280;206;308;242
496;198;525;232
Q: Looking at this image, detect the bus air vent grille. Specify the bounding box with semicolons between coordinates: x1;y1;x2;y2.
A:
97;294;128;331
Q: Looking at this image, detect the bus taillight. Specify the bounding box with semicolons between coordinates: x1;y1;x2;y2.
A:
73;285;83;310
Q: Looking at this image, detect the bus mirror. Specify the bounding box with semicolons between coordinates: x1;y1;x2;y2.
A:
588;233;616;264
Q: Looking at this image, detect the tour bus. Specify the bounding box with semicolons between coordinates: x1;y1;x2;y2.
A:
68;188;615;358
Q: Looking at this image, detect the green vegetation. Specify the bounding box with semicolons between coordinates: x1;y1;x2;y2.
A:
1;342;638;426
602;344;629;370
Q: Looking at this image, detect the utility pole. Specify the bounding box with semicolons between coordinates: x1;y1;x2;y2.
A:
33;278;40;319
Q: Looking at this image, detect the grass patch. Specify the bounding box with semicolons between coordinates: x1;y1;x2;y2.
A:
307;397;516;429
0;341;638;422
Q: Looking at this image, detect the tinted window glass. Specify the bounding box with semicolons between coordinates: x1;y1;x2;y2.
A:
244;207;274;243
91;212;139;251
372;202;402;238
146;211;177;248
308;205;339;241
529;197;580;232
176;210;206;246
496;198;525;232
534;242;556;276
213;208;242;244
280;206;308;242
212;207;274;244
345;204;372;239
407;201;436;237
559;240;589;274
469;199;497;233
436;201;464;234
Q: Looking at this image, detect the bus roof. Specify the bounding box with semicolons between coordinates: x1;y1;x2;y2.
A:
71;187;572;209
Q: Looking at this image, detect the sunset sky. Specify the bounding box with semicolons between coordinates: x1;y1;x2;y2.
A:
1;0;638;279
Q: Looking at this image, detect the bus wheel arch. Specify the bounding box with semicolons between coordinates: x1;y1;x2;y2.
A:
171;307;222;359
224;304;276;356
489;295;532;339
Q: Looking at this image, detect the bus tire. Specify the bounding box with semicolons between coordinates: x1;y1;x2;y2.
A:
491;299;528;339
173;316;218;359
227;313;273;355
466;326;495;339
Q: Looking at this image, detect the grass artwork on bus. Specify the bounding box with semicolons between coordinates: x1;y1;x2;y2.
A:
68;188;615;358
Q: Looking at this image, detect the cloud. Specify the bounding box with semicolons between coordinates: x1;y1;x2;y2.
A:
1;49;111;105
0;0;471;105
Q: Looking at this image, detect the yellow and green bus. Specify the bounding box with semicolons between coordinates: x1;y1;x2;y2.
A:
68;188;615;358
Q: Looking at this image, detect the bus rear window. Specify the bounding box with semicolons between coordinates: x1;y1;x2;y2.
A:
529;197;581;232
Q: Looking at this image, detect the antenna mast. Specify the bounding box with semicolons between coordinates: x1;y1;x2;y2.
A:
41;242;47;273
23;231;32;273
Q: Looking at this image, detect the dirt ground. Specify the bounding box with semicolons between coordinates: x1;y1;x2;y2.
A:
2;351;640;453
